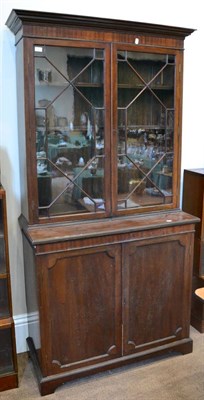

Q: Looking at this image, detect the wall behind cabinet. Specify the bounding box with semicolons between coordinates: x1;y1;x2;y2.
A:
0;0;204;353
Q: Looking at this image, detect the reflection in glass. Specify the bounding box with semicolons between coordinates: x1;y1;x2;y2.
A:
35;45;105;216
0;200;6;274
0;279;9;317
0;328;14;374
117;50;175;210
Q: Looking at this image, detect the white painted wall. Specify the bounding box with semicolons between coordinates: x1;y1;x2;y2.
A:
0;0;204;352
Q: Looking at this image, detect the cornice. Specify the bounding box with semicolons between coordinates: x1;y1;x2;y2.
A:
6;9;195;39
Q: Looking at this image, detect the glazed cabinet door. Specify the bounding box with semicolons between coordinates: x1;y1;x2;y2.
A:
28;40;111;222
37;244;121;376
112;44;182;215
122;233;194;355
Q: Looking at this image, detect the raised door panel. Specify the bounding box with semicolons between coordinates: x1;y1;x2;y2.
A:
38;244;121;376
122;233;193;355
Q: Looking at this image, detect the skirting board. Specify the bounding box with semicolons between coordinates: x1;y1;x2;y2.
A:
14;312;39;354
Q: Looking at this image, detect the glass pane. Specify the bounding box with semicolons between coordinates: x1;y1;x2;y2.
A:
127;52;167;83
35;45;105;217
118;62;143;87
0;200;6;274
117;50;174;210
0;279;9;317
118;152;173;207
0;328;14;374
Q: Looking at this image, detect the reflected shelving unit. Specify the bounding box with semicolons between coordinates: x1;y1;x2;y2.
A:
0;185;18;392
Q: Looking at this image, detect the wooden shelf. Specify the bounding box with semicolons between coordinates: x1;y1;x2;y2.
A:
118;84;174;90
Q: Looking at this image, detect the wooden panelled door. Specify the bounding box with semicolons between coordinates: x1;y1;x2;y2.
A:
37;245;122;375
122;234;193;355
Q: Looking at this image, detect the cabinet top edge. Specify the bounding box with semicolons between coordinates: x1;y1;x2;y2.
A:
6;9;195;39
184;168;204;175
20;211;199;245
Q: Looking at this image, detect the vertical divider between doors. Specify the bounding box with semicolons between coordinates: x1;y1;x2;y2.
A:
103;43;112;216
110;44;118;216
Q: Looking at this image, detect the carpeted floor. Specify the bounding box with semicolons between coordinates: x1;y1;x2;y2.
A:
0;326;203;400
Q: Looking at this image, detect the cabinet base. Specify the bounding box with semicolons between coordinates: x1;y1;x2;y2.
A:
0;373;18;392
27;336;193;396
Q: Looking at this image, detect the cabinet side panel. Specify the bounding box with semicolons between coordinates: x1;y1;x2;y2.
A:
183;171;204;239
22;235;40;351
183;170;204;275
16;41;29;220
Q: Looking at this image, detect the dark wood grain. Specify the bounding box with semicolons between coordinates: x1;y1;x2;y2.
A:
6;9;195;38
38;245;121;376
122;234;193;354
22;215;196;394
